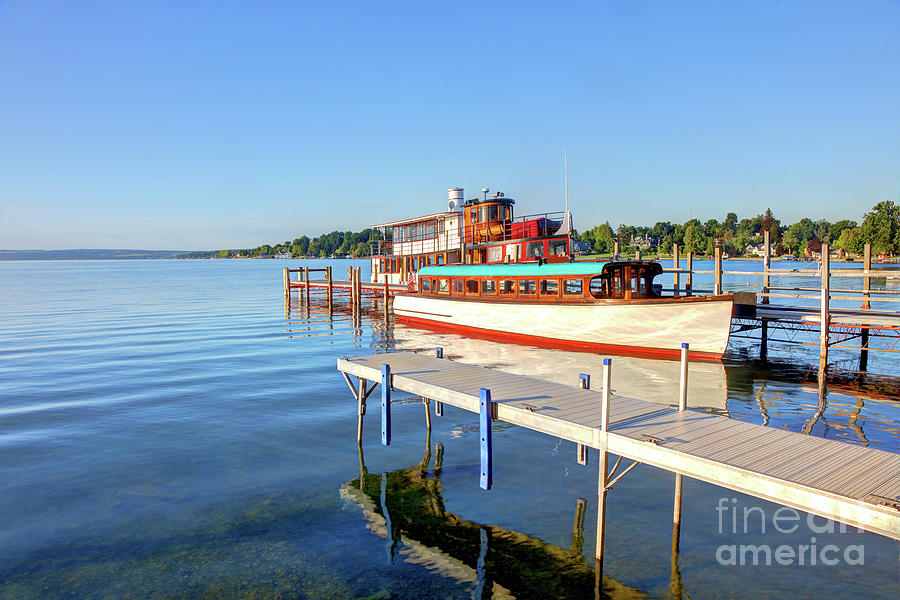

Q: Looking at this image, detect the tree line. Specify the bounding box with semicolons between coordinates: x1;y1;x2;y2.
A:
182;229;387;259
186;199;899;259
575;200;900;257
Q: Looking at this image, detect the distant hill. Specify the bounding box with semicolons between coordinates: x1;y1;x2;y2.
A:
0;249;200;260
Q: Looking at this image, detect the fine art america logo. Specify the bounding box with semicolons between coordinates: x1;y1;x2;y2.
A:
715;498;865;566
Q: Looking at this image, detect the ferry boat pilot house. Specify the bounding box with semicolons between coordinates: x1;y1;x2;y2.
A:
371;188;573;286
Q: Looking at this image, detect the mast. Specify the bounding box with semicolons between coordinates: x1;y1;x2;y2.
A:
564;148;568;217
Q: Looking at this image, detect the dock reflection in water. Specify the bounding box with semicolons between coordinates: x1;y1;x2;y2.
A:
343;436;649;600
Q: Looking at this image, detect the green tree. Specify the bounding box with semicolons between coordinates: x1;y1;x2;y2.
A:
860;200;899;255
835;227;863;254
782;219;816;255
217;249;230;259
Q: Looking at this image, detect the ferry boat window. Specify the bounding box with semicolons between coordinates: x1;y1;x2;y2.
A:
541;279;559;295
519;280;536;295
454;280;464;294
427;222;436;238
499;280;515;295
391;258;397;272
427;254;435;266
421;278;432;292
482;280;496;295
488;205;499;220
466;280;479;294
563;279;583;295
550;239;567;256
589;276;608;298
526;241;544;258
438;279;449;294
437;254;445;265
488;246;503;263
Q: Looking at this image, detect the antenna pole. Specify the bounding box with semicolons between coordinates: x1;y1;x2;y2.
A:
564;148;569;216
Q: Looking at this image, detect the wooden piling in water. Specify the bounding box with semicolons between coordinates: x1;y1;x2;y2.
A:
673;243;680;296
863;243;871;310
326;266;333;309
762;230;771;305
685;251;693;296
714;244;723;295
678;343;688;411
304;267;311;308
820;243;830;367
282;267;289;297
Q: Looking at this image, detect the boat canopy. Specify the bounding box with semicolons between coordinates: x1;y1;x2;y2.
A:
416;261;620;278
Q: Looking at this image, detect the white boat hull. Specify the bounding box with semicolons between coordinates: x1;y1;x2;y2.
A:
393;295;734;359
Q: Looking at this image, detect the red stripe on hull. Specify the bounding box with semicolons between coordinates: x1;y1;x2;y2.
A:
397;314;724;362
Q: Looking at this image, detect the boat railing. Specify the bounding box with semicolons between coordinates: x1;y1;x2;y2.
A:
463;211;567;245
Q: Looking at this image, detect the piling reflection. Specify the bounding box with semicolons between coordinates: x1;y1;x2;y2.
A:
343;442;647;600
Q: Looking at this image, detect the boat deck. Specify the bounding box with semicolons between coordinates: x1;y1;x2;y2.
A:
337;352;900;540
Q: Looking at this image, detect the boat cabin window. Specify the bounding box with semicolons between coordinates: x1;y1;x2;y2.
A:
481;280;496;295
541;279;559;295
499;280;515;295
589;276;608;298
421;278;431;292
518;280;536;295
437;254;445;265
438;279;449;294
466;279;479;294
454;280;464;294
563;279;583;296
526;241;544;258
550;239;567;256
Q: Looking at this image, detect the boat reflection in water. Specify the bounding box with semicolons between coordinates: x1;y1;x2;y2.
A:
389;323;729;412
341;438;647;600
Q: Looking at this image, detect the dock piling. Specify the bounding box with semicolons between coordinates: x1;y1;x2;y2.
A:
863;243;871;310
434;348;444;417
304;267;311;308
685;251;693;296
762;230;771;304
326;266;333;310
381;364;391;446
673;243;680;296
595;358;612;593
282;267;289;298
357;377;367;444
678;343;689;411
820;244;830;367
479;388;493;490
577;373;591;465
714;244;723;295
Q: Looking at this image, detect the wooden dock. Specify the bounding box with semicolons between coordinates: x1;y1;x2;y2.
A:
337;350;900;584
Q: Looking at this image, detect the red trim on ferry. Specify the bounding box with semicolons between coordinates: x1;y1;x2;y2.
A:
397;315;725;362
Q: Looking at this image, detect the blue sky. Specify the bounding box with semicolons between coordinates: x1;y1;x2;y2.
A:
1;1;898;250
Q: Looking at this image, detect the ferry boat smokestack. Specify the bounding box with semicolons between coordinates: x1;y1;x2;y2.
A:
448;187;463;212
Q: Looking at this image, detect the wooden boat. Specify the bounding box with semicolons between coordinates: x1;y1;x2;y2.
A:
393;261;734;360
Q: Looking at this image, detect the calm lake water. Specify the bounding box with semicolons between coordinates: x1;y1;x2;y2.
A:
1;259;898;599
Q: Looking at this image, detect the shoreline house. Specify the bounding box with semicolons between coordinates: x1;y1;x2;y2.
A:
745;242;767;257
630;234;653;250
